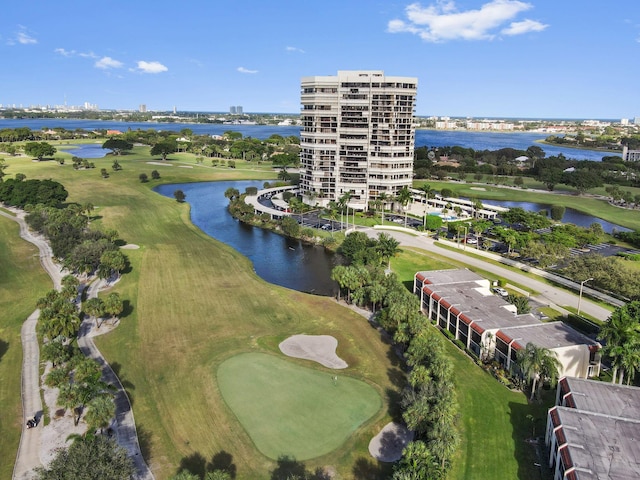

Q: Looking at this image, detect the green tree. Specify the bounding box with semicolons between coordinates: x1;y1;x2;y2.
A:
24;141;56;161
598;301;640;384
376;232;401;270
280;216;300;238
139;172;149;183
83;297;106;328
224;187;240;201
84;394;115;434
393;440;444;480
34;435;134;480
102;138;133;156
396;186;413;228
174;189;186;202
150;139;178;160
151;169;160;180
550;205;565;221
516;342;561;401
103;292;124;324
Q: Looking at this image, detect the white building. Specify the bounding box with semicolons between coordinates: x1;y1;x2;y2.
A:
622;145;640;162
299;70;417;210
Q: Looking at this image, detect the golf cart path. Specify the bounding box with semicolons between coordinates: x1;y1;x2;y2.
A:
0;208;153;480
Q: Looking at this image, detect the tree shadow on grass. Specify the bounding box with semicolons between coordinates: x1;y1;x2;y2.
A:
0;338;8;363
208;450;237;478
270;455;331;480
175;451;238;479
136;423;153;462
178;452;207;478
352;456;391;480
109;361;136;408
120;300;134;319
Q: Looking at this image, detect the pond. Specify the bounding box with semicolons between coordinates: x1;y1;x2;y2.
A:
479;199;631;233
154;181;341;296
57;143;109;158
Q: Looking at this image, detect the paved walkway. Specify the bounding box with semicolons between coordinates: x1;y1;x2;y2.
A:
1;208;153;480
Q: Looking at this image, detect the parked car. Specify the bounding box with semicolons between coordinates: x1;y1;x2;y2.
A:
493;287;508;297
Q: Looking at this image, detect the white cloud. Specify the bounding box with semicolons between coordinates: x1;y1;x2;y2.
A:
501;18;548;35
388;0;546;42
136;60;168;74
237;66;258;74
54;48;74;56
95;56;124;69
17;32;37;44
286;46;305;53
7;26;37;45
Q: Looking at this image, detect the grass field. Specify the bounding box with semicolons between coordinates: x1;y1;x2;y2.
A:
0;149;399;479
0;215;52;480
0;145;611;479
390;251;554;480
217;353;381;461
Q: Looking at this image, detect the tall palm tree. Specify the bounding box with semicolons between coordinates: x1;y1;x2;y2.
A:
598;301;640;384
396;186;413;228
418;183;434;230
338;192;352;231
378;192;389;224
85;394;115;434
516;342;561;401
376;232;401;270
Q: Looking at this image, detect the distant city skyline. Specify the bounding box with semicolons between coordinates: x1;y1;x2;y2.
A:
2;1;639;118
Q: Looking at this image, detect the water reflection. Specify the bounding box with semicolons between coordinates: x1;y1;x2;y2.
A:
154;181;340;296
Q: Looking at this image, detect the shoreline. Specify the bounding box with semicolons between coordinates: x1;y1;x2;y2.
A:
535;139;622;154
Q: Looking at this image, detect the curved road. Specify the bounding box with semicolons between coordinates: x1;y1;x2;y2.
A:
363;227;614;321
1;209;153;480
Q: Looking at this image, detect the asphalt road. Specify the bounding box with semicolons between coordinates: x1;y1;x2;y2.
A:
362;227;614;321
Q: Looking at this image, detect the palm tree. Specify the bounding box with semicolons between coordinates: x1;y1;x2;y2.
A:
516;342;561;401
396;186;413;228
418;184;434;230
376;232;401;270
378;192;389;224
84;297;106;328
598;301;640;384
85;394;115;434
103;293;124;325
338;192;352;231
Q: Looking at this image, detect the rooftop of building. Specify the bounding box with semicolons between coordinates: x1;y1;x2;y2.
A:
416;269;599;349
560;377;640;420
500;322;598;351
550;406;640;479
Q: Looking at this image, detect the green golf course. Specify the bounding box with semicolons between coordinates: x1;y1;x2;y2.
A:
218;352;381;461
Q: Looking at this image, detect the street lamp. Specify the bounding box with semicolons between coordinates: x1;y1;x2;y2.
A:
577;278;593;316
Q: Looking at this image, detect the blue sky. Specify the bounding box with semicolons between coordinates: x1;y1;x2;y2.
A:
2;1;639;119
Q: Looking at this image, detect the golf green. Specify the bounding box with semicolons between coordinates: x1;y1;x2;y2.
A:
217;352;382;460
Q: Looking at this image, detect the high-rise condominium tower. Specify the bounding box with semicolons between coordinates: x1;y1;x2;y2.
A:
299;70;417;210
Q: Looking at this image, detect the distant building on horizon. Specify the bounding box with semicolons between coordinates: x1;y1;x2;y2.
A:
230;106;243;115
139;104;147;113
230;106;236;114
299;70;417;210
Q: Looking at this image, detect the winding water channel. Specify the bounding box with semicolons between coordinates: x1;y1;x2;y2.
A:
154;181;341;295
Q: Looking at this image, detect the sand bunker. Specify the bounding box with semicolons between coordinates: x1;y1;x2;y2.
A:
470;187;487;191
178;165;194;168
120;244;140;249
279;334;348;369
368;422;414;462
146;161;173;166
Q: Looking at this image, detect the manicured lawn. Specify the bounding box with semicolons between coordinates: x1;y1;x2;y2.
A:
391;251;553;480
0;216;51;480
1;151;399;479
218;353;381;460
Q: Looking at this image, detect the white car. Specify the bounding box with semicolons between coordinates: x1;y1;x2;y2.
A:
493;287;508;297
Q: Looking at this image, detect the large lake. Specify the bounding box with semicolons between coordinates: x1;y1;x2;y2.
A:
154;181;341;296
0;118;609;161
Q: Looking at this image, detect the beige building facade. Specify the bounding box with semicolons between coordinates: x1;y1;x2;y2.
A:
299;70;417;210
